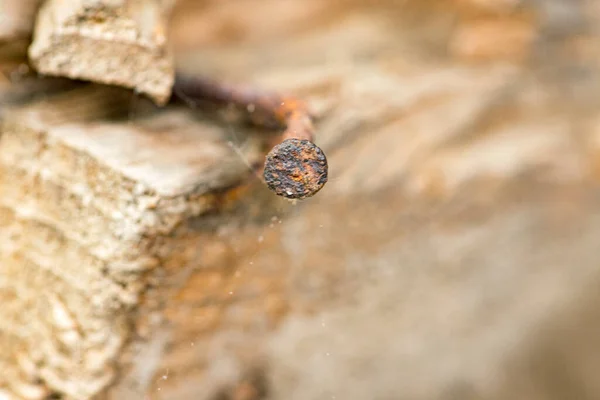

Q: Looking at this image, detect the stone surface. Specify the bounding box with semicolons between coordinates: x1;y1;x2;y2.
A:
2;0;600;399
0;0;42;42
0;85;267;399
156;0;600;399
28;0;175;105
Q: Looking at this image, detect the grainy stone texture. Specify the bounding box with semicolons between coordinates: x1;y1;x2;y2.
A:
0;84;268;399
28;0;176;104
2;0;600;400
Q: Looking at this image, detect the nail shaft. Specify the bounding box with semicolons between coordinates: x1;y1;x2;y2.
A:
173;74;328;199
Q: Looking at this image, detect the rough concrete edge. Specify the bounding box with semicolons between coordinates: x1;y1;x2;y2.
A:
27;0;175;105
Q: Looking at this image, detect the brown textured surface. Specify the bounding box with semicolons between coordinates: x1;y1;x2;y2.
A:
27;0;175;104
159;0;600;399
2;0;600;399
0;0;42;42
173;75;328;199
263;139;327;199
0;85;269;399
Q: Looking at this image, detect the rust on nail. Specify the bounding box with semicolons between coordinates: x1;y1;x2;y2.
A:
173;74;328;200
264;138;328;199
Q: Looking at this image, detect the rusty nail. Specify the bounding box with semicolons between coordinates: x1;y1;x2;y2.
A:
173;74;328;199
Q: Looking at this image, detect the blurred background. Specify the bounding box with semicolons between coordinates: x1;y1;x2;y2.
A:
3;0;600;399
161;1;600;399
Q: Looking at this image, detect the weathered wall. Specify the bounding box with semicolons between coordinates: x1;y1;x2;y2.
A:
160;0;600;399
1;0;600;399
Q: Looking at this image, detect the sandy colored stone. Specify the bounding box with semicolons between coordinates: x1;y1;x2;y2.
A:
449;18;537;62
0;84;268;399
147;1;600;399
2;0;600;399
260;182;600;400
0;0;42;42
28;0;175;104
